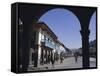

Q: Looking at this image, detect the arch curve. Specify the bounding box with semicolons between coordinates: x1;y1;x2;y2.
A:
89;11;96;41
39;8;81;49
18;4;97;71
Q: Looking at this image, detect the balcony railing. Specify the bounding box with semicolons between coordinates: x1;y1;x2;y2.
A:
41;39;55;49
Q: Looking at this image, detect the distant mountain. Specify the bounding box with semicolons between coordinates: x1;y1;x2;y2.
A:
89;40;96;47
76;40;96;57
89;40;96;57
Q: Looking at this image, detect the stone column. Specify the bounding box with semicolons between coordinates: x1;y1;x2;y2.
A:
80;29;90;68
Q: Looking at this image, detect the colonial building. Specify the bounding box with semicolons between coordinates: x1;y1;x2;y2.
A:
29;22;67;68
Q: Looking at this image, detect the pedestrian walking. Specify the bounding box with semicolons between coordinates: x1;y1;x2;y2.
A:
60;52;64;64
74;52;79;63
51;52;55;68
60;55;64;63
51;58;55;68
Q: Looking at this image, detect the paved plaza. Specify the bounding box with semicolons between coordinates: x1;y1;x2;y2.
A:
28;56;96;71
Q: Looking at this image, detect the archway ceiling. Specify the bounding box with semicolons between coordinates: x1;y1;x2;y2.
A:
19;4;96;29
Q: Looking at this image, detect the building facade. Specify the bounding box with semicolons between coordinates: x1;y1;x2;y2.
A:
29;22;66;68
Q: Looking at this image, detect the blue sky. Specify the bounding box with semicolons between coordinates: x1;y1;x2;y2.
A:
89;12;96;41
39;8;96;49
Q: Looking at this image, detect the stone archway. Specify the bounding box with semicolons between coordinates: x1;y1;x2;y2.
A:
89;11;97;67
18;3;96;71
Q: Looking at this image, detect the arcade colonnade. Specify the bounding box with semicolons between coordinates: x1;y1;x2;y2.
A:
17;3;96;72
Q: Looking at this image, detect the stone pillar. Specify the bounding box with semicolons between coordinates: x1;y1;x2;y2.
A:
80;29;90;68
21;21;32;72
29;48;33;66
34;46;38;67
38;45;41;66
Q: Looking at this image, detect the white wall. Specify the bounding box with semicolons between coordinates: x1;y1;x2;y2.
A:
37;28;42;63
0;0;99;76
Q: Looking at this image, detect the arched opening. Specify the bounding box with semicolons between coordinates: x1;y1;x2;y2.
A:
18;4;96;71
89;11;96;67
33;8;83;69
39;8;81;49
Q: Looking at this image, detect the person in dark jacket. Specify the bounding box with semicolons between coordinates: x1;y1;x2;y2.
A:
51;52;55;68
74;52;79;63
60;52;64;64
